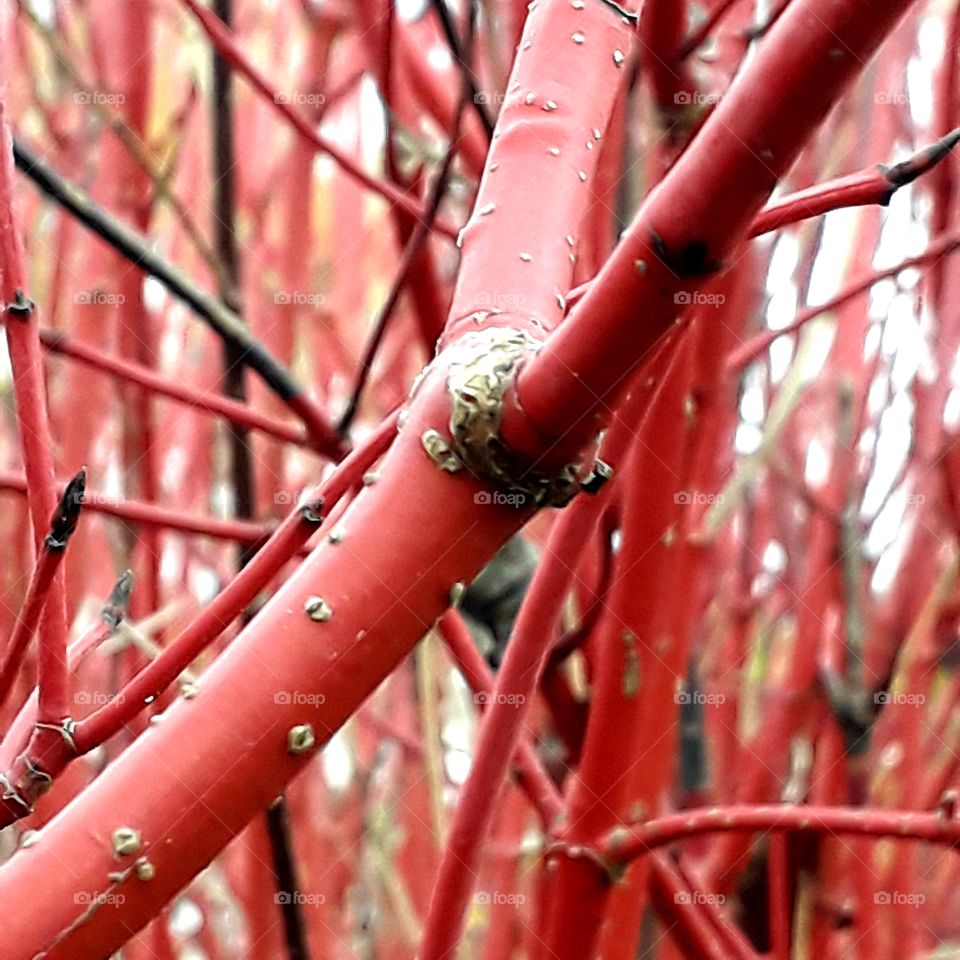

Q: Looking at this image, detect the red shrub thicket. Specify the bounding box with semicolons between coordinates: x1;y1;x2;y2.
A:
0;0;959;957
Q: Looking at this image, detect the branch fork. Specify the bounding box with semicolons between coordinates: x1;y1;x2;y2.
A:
421;325;612;508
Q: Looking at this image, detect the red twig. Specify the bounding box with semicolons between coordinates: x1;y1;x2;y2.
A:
0;89;70;725
337;72;468;433
438;610;563;827
594;804;960;864
175;0;460;240
564;132;960;309
768;832;792;960
727;228;960;371
504;0;926;466
39;329;312;449
0;572;132;820
649;853;760;960
678;0;744;60
751;128;960;236
420;503;595;959
74;414;395;751
0;471;273;545
0;416;395;827
0;471;85;720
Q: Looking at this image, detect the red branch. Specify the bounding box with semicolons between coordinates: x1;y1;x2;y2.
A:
727;229;960;371
176;0;460;240
0;471;273;544
593;803;960;864
40;329;312;449
0;472;85;720
751;128;960;236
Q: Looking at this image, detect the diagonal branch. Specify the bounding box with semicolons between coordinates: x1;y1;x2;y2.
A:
176;0;460;240
12;138;345;460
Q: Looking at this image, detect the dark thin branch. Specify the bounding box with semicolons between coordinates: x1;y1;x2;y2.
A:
426;0;495;137
266;798;311;960
337;5;476;434
12;138;344;460
210;2;308;954
678;0;741;60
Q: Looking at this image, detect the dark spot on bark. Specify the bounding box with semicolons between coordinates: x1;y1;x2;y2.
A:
650;232;724;278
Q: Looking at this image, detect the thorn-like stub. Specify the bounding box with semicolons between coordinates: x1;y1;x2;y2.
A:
581;459;613;495
20;829;40;849
102;570;134;630
112;827;142;857
46;468;87;550
135;858;156;881
6;289;35;319
287;724;316;755
300;495;324;524
882;127;960;195
304;596;333;622
421;429;463;473
938;789;958;820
